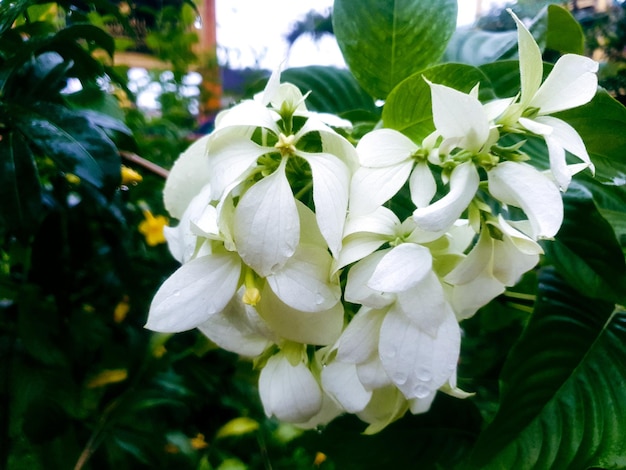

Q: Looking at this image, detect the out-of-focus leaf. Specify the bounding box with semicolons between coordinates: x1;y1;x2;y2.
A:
280;66;377;115
545;4;584;55
14;103;121;191
333;0;457;99
445;5;582;66
299;395;481;469
54;23;115;58
0;131;43;240
467;268;626;470
542;184;626;304
216;417;260;439
383;63;496;141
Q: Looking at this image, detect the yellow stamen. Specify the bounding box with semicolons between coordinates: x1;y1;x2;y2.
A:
121;165;143;185
275;132;297;156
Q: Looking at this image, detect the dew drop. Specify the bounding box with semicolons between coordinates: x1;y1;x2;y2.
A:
193;15;203;30
173;289;181;297
417;368;432;382
393;372;408;385
413;384;431;399
315;293;324;305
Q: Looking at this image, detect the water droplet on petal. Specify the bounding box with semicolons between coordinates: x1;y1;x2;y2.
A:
414;384;431;399
173;289;181;297
315;293;325;305
393;372;408;385
417;368;432;382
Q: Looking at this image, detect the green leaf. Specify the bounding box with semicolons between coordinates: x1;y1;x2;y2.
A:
383;63;496;141
542;184;626;304
556;90;626;184
545;4;584;56
299;395;482;469
333;0;457;99
467;268;626;470
14;103;121;191
280;66;378;115
0;131;43;240
54;23;115;58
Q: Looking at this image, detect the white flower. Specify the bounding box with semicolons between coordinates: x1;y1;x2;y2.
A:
259;346;323;423
350;129;434;215
146;198;343;339
205;75;357;274
503;9;597;190
488;161;563;239
445;215;543;319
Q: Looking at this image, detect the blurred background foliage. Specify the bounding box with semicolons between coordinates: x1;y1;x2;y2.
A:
0;0;625;469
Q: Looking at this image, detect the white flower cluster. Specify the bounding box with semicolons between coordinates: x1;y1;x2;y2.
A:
146;13;598;433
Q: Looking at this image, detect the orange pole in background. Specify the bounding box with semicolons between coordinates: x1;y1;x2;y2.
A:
196;0;222;124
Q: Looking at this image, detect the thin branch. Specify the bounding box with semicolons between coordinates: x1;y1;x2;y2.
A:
120;151;170;179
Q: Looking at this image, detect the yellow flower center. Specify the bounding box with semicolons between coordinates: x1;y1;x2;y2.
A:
274;132;297;157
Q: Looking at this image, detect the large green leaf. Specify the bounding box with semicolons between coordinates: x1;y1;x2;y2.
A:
383;63;496;141
467;268;626;469
444;5;583;66
280;66;378;115
542;185;626;305
333;0;457;99
0;131;42;240
299;394;482;469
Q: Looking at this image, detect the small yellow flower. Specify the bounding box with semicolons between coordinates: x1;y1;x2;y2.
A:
138;210;168;246
114;295;130;323
314;452;327;466
65;173;81;185
190;433;209;450
86;369;128;388
121;165;143;185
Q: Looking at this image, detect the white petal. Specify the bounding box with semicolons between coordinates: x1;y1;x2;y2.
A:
296;200;325;246
492;235;540;286
165;183;213;263
445;229;493;285
349;163;413;215
234;161;299;276
146;253;241;332
497;216;543;256
197;291;272;357
299;152;350;257
356;356;393;390
356;128;418;167
259;353;322;423
356;386;409;434
410;162;437;208
337;233;388;272
392;272;450;336
345;250;395;308
488;161;563;239
299;117;360;172
409;391;437;414
294;392;344;430
510;9;543;104
368;243;433;293
343;206;399;238
267;243;341;312
335;306;385;364
215;99;281;133
164;135;211;219
207;127;271;200
531;54;598;114
429;82;490;152
321;361;372;413
534;116;594;171
257;284;343;345
413;162;480;232
450;272;505;320
379;309;460;399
